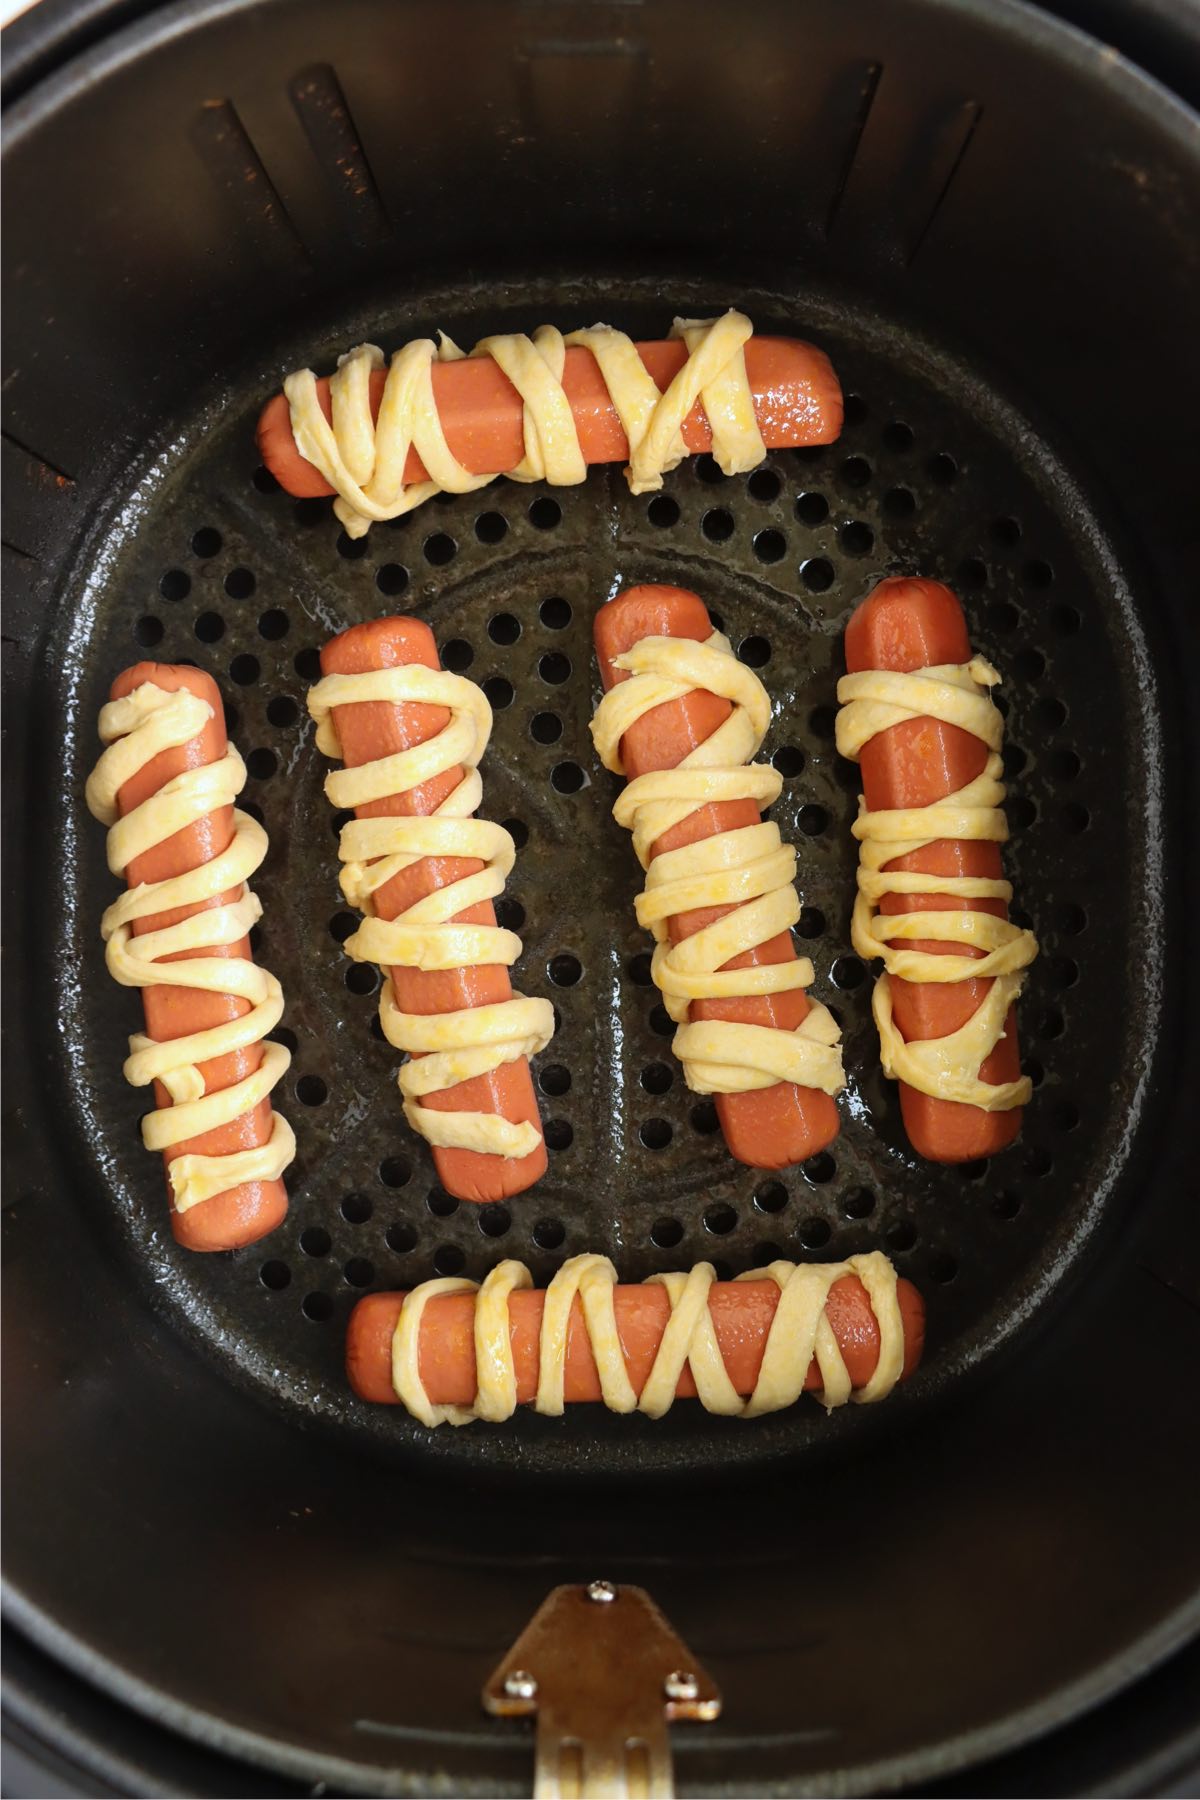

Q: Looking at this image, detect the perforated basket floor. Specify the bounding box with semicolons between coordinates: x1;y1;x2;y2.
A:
48;279;1163;1479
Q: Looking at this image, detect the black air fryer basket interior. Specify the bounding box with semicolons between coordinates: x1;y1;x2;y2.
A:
3;0;1199;1793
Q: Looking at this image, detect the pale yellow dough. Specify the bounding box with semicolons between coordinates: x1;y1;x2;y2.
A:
284;311;766;538
85;683;295;1213
590;632;845;1099
390;1251;904;1426
835;658;1039;1110
308;666;554;1159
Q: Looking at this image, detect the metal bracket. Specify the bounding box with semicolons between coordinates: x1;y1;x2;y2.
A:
482;1581;721;1799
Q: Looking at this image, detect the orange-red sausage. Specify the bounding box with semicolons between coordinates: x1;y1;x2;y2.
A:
595;585;841;1169
257;337;843;497
109;663;288;1251
320;618;546;1203
347;1273;925;1406
844;577;1024;1161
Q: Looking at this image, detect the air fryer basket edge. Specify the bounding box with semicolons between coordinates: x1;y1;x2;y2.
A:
4;0;1200;1793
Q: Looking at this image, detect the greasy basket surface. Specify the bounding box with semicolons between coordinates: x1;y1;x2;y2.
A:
46;278;1165;1479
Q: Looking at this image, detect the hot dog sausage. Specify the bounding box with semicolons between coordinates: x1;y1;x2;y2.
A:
347;1272;925;1406
595;585;841;1168
108;663;288;1251
844;577;1025;1160
319;618;547;1202
257;336;843;497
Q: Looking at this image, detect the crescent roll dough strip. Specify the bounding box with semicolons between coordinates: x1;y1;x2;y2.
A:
389;1252;904;1425
308;666;555;1158
85;683;296;1213
836;659;1039;1110
592;633;845;1098
285;310;764;537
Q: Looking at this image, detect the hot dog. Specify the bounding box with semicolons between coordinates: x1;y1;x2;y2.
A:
315;618;548;1203
594;585;842;1168
100;664;290;1251
257;334;842;500
347;1265;925;1408
841;577;1034;1160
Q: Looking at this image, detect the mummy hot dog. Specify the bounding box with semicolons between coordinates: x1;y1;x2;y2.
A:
347;1252;923;1424
256;311;843;536
85;665;295;1250
592;585;845;1169
307;618;554;1204
836;578;1039;1161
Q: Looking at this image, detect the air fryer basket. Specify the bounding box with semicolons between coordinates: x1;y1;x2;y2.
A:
4;0;1199;1793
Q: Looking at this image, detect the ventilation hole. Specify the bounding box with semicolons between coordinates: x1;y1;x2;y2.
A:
1037;1007;1064;1040
379;1156;411;1189
927;451;958;485
800;557;834;592
1050;748;1081;781
797;905;825;938
293;498;325;527
988;516;1021;547
369;1014;386;1041
704;1204;737;1235
1057;902;1088;936
651;1217;684;1249
248;923;263;956
842;394;867;427
690;1101;719;1135
842;1187;875;1220
799;1216;831;1248
240;801;264;826
551;760;584;793
648;495;680;528
795;491;829;525
1008;796;1036;831
883;421;914;452
628;952;653;986
548;953;582;987
296;1074;328;1107
1003;744;1027;777
341;1257;373;1289
695;453;724;483
483;675;514;709
987;601;1019;634
330;807;353;838
839;520;874;555
1050;955;1079;989
467;510;506;547
883;486;916;520
229;653;260;685
533;1219;565;1250
753;529;786;564
160;569;191;601
993;692;1010;719
929;1251;958;1283
249;462;280;494
702;507;734;542
260;1260;290;1290
743;465;781;502
477;1204;511;1240
294;647;322;681
386;1221;417;1253
224;567;256;599
544;1119;573;1152
376;562;409;596
958;558;988;590
341;1193;372;1225
494;896;525;931
267;695;299;727
423;532;456;565
504;817;529;849
772;745;804;778
525;496;560;530
798;804;829;835
193;611;225;644
993;1189;1022;1220
426;1187;458;1218
641;1061;673;1095
223;703;240;737
887;1220;918;1252
840;455;871;489
268;1025;297;1055
246;747;277;780
804;1152;836;1185
440;638;473;673
539;1063;571;1097
488;612;521;645
189;527;221;559
1061;802;1090;834
540;596;571;629
433;1245;466;1276
300;1226;331;1257
539;651;571;685
134;615;163;646
1053;603;1081;635
1023;559;1054;588
1033;697;1067;733
302;1292;333;1322
1026;1146;1053;1178
345;963;378;996
649;1004;674;1038
708;610;726;633
738;635;771;668
754;1181;787;1214
1014;648;1046;682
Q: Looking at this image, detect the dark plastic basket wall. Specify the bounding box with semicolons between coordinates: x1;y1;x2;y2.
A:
3;0;1199;1795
